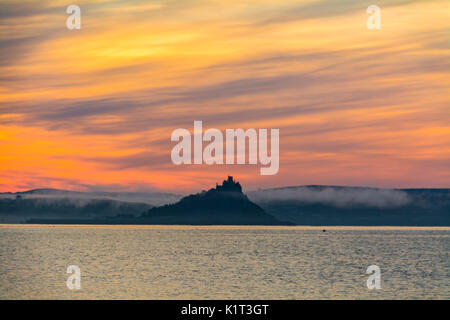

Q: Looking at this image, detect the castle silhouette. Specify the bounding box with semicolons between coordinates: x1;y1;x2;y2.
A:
215;176;242;193
138;175;290;225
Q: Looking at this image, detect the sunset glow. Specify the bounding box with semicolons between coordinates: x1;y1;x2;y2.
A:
1;0;449;193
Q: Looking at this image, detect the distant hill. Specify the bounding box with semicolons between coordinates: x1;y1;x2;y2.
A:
0;188;181;223
0;197;153;223
0;188;181;206
22;177;290;225
1;183;449;226
247;186;450;226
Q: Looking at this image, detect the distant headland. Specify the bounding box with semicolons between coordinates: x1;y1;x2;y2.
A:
22;176;292;226
1;178;449;226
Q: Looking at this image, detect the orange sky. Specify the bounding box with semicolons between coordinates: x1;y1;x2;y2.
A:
1;0;449;193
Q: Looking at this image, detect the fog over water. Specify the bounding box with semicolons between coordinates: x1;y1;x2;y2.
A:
247;187;411;208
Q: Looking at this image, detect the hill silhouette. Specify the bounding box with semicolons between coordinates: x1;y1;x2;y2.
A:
247;186;450;226
7;181;448;226
0;197;152;223
138;176;291;225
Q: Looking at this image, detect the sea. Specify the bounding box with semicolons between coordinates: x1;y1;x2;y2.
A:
0;225;448;299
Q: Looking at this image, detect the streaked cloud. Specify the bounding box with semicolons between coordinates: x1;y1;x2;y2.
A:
0;0;449;192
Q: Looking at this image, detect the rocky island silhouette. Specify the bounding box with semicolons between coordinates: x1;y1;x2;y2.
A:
139;176;290;225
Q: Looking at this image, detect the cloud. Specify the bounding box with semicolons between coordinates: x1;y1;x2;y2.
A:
248;186;411;208
254;0;432;26
3;46;432;134
0;0;448;192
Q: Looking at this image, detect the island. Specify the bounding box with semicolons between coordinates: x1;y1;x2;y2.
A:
25;176;293;226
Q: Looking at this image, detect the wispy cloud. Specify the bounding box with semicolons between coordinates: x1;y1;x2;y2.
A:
0;0;449;192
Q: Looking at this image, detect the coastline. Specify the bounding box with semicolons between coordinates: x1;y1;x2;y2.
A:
1;224;449;230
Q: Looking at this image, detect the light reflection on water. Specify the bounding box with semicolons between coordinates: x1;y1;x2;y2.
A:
0;225;448;299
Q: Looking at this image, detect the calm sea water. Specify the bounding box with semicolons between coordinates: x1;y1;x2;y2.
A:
0;225;448;299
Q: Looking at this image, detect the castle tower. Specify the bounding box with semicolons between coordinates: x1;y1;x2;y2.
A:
215;176;242;193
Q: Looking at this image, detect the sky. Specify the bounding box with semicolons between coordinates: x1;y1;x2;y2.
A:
0;0;449;193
